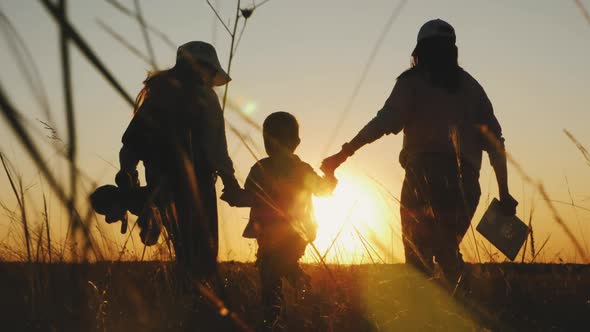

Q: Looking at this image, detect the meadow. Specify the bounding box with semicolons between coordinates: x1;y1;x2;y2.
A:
2;1;590;331
1;261;589;331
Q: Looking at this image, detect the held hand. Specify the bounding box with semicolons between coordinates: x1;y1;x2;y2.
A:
320;151;348;176
115;170;139;191
221;187;253;207
499;193;518;216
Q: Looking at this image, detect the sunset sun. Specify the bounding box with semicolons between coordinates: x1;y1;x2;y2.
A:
310;171;391;263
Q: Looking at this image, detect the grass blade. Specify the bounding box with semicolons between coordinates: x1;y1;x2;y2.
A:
104;0;176;50
58;0;80;253
321;0;408;156
574;0;590;26
39;0;135;108
564;129;590;166
0;10;53;124
483;128;589;263
133;0;158;70
0;86;99;259
42;193;51;263
96;19;153;67
0;153;32;262
530;235;551;263
221;0;242;112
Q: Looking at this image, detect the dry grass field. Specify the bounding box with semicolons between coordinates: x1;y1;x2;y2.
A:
2;2;590;331
1;261;588;331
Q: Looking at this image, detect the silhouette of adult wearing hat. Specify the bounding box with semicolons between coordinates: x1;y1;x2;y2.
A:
322;20;518;286
117;41;245;279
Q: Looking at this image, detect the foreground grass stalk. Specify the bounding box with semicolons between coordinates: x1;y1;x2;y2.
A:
58;0;81;259
42;193;51;263
321;0;408;156
524;200;535;262
105;0;176;50
483;128;589;263
0;153;32;262
96;19;154;67
39;0;135;107
221;0;241;112
0;11;54;124
133;0;158;70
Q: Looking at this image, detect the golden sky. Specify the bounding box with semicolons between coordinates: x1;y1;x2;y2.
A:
1;0;590;263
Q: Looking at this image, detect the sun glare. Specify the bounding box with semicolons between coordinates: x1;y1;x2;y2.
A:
309;171;397;264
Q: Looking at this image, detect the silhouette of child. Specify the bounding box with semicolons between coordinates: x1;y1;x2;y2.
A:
236;112;337;330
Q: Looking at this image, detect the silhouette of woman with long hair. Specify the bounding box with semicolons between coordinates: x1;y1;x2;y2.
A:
322;20;518;286
116;41;245;280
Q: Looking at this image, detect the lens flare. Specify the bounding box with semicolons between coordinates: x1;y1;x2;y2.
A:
241;101;257;116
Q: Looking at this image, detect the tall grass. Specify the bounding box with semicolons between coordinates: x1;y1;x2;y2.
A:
0;0;587;268
105;0;177;50
574;0;590;26
0;2;589;330
0;10;53;124
320;0;408;157
42;193;51;263
520;200;535;263
1;153;32;262
482;128;589;263
1;0;588;266
133;0;158;70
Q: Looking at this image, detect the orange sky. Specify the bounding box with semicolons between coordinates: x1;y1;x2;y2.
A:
1;1;590;263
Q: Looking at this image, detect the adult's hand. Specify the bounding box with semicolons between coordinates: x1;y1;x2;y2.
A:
499;193;518;216
221;187;252;207
115;170;139;191
320;150;349;175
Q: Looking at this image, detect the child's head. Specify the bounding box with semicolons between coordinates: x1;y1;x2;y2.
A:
263;112;301;156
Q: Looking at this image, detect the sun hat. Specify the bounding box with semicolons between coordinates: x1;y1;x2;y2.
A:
417;19;456;43
176;41;231;86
